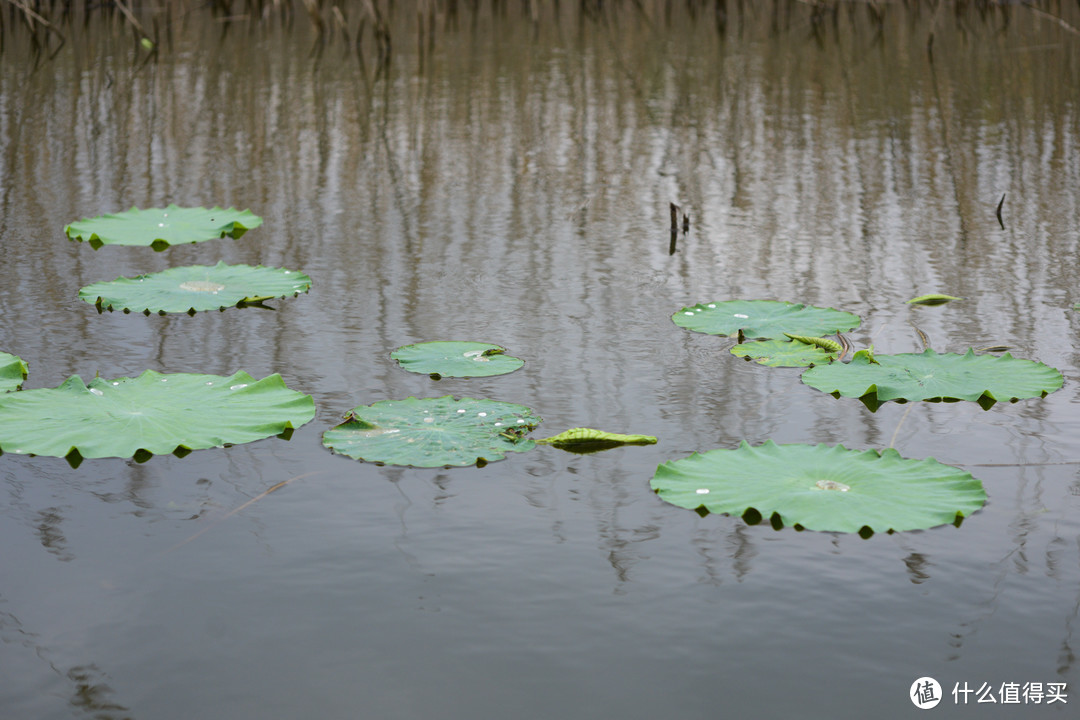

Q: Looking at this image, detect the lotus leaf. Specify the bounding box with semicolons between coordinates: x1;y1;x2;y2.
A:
0;370;315;462
731;339;838;367
65;205;262;250
323;396;541;467
79;262;312;314
801;349;1063;410
673;300;860;340
390;341;524;379
535;428;658;452
0;352;28;393
907;294;961;305
652;441;986;533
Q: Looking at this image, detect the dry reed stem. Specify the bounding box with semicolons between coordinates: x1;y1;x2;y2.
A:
1021;1;1080;36
4;0;66;42
113;0;150;38
165;470;323;553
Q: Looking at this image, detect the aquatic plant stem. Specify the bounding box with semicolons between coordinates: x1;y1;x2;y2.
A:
165;471;323;553
888;403;915;449
4;0;66;46
1021;3;1080;37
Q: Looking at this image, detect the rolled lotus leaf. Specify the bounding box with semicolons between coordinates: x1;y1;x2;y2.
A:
390;341;524;378
673;299;860;340
65;205;262;250
783;333;843;353
323;396;541;467
535;428;657;452
79;261;312;314
801;348;1063;410
0;370;315;462
652;441;987;533
0;352;28;393
907;294;961;305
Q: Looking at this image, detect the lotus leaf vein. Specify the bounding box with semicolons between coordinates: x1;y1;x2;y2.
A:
323;396;541;467
79;261;312;314
673;299;860;340
65;205;262;250
0;370;315;461
652;441;986;533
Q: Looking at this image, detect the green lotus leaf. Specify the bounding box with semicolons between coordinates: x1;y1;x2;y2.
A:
0;370;314;462
65;205;262;250
79;261;312;314
907;294;962;305
731;339;838;367
673;300;860;340
390;341;524;379
323;396;541;467
0;352;29;393
801;348;1063;410
651;441;986;533
535;427;658;453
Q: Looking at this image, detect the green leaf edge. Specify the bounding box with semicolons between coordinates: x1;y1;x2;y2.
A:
78;261;313;314
322;395;542;468
672;299;861;339
389;341;525;378
651;440;987;534
0;370;315;461
64;204;263;250
0;352;29;393
801;348;1063;407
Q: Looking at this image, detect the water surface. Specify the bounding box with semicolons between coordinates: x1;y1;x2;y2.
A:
1;4;1079;717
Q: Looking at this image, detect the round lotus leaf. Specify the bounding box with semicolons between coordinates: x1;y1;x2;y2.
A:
673;300;860;340
801;349;1063;410
652;441;986;533
390;341;524;379
323;396;541;467
0;352;28;393
0;370;315;462
731;339;838;367
79;262;312;314
65;205;262;250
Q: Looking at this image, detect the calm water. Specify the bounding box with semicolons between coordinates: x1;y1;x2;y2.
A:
2;3;1079;717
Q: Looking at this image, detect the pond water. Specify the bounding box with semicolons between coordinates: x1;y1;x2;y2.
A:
2;3;1079;717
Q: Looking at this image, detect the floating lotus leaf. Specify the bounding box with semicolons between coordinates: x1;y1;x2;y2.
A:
673;300;860;340
0;370;314;463
390;341;524;379
907;294;961;305
0;352;28;393
731;339;838;367
651;441;986;533
79;262;312;314
323;396;541;467
801;349;1063;410
535;427;658;453
65;205;262;250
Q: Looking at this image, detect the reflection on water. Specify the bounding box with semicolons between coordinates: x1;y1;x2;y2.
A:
2;2;1080;717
